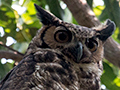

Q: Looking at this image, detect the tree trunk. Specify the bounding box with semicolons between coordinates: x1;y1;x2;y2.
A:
62;0;120;67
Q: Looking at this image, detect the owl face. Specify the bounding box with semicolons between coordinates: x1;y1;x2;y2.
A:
33;4;115;63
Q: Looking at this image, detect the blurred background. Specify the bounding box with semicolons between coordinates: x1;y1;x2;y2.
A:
0;0;120;90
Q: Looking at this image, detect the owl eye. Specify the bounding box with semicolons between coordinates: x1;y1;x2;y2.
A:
54;30;72;43
86;39;98;52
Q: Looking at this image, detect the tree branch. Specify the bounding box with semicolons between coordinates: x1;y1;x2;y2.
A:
0;42;24;62
62;0;120;67
62;0;100;27
0;50;23;62
104;37;120;67
0;42;24;56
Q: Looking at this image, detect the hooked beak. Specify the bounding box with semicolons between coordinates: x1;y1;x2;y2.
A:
62;42;83;63
73;42;83;63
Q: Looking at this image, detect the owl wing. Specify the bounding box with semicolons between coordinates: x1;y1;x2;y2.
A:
0;53;36;90
0;50;78;90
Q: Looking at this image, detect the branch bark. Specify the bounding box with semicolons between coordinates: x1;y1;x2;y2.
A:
0;50;23;62
62;0;120;67
0;42;24;56
63;0;100;27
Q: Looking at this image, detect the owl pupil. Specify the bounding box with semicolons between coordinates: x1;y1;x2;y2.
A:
87;42;94;49
59;32;67;40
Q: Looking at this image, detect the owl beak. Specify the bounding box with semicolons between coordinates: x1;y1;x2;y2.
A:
71;42;83;63
73;42;83;63
62;42;83;63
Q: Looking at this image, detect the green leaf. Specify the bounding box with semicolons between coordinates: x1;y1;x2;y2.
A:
0;20;8;27
103;0;120;27
0;4;16;38
31;0;46;8
1;0;12;6
114;77;120;87
93;5;105;17
86;0;93;9
72;16;78;25
0;62;13;80
5;11;15;18
112;27;120;43
26;1;36;15
45;0;64;20
22;12;34;24
101;62;120;90
99;8;108;21
13;42;28;53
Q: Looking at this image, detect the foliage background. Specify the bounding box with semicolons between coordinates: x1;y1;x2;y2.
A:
0;0;120;90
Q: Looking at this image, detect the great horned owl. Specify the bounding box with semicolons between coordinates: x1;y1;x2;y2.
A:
0;4;115;90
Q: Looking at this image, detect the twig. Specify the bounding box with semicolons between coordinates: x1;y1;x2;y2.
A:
0;50;23;62
0;42;24;56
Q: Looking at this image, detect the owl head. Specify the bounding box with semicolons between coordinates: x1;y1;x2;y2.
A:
28;4;115;63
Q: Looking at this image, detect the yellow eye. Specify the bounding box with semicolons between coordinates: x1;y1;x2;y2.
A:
54;30;72;43
86;39;98;52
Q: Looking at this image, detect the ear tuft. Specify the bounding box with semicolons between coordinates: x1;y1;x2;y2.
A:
97;19;116;41
34;4;60;25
